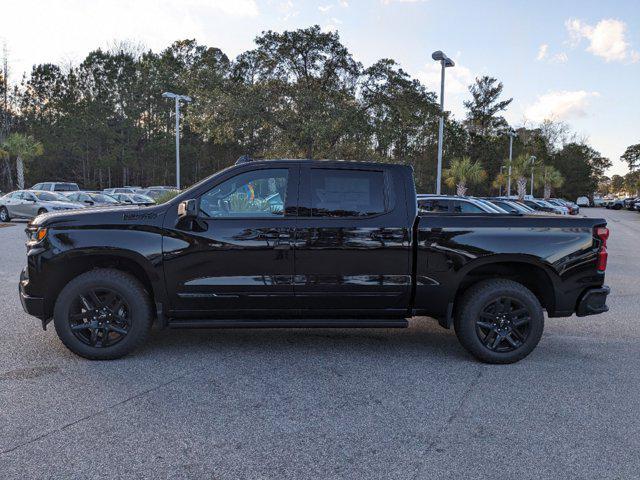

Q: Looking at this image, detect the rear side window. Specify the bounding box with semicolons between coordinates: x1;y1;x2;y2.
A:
54;183;79;191
311;169;387;217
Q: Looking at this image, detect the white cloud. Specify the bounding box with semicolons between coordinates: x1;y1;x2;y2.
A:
524;90;599;122
2;0;261;79
381;0;427;4
550;52;568;63
318;4;333;13
566;18;638;62
339;0;349;6
323;18;343;32
536;44;548;61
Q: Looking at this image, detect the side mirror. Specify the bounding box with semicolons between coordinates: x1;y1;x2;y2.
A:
178;199;198;219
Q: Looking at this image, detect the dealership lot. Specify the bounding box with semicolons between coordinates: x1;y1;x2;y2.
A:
0;209;639;479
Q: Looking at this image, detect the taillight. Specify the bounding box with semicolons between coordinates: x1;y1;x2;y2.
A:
596;226;609;272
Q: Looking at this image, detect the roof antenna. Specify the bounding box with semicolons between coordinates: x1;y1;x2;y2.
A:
235;155;253;165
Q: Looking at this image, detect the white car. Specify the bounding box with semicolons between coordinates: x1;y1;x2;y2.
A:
576;196;590;207
0;190;83;221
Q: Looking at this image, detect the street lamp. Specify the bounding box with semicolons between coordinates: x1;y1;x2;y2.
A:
163;91;192;190
506;128;517;197
499;165;505;197
529;155;537;197
431;50;455;195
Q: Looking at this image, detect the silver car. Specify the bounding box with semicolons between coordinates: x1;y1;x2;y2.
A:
0;190;83;221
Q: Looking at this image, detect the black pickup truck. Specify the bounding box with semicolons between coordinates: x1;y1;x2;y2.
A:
19;160;610;363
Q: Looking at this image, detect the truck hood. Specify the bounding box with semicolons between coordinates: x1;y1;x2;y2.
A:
30;204;169;228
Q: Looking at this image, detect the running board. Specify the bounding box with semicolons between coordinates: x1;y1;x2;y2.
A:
167;318;409;329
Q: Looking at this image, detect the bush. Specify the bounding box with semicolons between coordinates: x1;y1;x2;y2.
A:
155;190;180;204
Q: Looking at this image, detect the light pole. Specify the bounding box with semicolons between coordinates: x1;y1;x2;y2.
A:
431;50;455;195
529;155;537;197
506;128;517;197
162;91;192;190
499;165;505;197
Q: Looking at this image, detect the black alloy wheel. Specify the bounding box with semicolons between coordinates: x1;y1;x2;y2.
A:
475;296;531;353
454;279;544;364
68;288;130;348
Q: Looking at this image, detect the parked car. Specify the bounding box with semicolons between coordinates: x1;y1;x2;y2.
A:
20;159;610;364
63;192;121;207
546;198;578;215
104;187;138;195
592;197;605;207
0;190;82;221
576;196;590;207
484;198;538;215
31;182;80;192
606;199;624;210
111;193;156;206
136;187;179;200
519;199;565;215
417;195;508;214
623;197;638;210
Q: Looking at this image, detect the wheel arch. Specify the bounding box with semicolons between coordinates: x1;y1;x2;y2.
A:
42;249;165;319
451;255;558;320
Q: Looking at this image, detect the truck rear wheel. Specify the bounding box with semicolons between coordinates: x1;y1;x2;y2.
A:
454;279;544;364
53;269;152;360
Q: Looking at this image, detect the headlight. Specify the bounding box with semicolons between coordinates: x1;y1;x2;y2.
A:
26;227;48;243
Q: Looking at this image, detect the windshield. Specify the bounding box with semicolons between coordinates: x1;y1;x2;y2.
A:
89;193;119;203
34;191;67;202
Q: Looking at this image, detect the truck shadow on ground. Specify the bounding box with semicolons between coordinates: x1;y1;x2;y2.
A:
139;319;473;362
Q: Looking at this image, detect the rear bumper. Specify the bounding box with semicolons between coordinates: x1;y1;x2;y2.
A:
19;269;46;319
576;285;610;317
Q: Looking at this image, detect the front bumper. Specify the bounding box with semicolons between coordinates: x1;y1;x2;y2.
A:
576;285;610;317
19;268;46;319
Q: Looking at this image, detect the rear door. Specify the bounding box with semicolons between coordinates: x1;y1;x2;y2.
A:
293;165;412;314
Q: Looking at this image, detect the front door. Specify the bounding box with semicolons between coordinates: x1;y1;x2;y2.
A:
163;164;299;317
293;165;412;316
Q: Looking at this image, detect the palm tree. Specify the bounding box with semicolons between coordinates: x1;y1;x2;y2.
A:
2;133;44;189
539;165;564;200
492;171;507;195
443;156;487;196
509;154;532;200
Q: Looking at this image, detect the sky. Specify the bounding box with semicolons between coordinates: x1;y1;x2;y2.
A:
1;0;639;175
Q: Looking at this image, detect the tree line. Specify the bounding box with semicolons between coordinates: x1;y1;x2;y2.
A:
0;25;622;199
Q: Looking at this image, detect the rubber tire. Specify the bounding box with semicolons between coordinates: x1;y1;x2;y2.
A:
37;208;47;216
454;279;544;364
54;268;152;360
0;206;10;222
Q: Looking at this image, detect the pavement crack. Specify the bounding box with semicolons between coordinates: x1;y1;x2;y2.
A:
0;373;187;455
412;366;484;480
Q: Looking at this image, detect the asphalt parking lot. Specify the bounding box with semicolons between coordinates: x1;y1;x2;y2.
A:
0;208;639;479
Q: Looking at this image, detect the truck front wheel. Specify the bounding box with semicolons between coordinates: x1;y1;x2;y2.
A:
53;269;153;360
454;279;544;364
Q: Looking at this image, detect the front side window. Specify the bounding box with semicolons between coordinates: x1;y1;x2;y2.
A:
311;169;385;217
200;169;288;218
